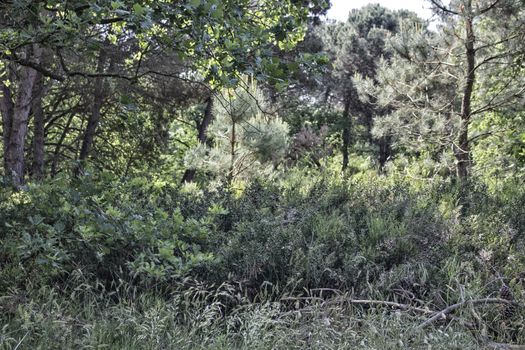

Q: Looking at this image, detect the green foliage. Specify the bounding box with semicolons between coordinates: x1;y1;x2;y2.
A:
185;83;290;181
1;1;525;347
471;111;525;189
359;0;525;175
0;0;330;89
192;172;445;294
0;174;220;291
1;167;525;347
0;281;490;350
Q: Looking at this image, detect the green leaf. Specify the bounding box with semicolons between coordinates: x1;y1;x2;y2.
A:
133;3;145;16
188;0;201;8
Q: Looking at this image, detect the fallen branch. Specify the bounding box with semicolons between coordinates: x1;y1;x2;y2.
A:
340;299;434;314
279;295;434;315
419;298;522;329
486;341;525;350
314;297;435;314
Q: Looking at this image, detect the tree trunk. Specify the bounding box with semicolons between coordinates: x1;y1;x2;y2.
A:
1;44;42;187
76;47;109;173
455;0;475;186
378;136;391;170
323;86;331;104
0;67;15;178
51;112;75;177
365;112;374;145
31;72;46;180
341;97;351;171
228;120;237;183
181;97;214;183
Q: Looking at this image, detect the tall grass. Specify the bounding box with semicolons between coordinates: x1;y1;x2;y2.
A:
1;170;524;348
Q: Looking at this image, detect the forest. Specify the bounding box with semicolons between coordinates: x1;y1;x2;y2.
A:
0;0;524;348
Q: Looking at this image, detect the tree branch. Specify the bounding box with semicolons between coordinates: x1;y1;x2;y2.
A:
419;298;523;329
429;0;460;15
478;0;501;15
0;52;65;81
486;341;525;350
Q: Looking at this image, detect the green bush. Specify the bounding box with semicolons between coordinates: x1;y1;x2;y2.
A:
1;169;525;348
0;174;219;293
209;173;450;295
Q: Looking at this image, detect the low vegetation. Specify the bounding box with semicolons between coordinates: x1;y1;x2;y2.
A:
1;169;524;349
1;0;524;348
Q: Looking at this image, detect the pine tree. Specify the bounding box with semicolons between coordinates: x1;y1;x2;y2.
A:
359;0;525;188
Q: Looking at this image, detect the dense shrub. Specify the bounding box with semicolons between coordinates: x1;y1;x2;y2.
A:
1;170;524;348
2;171;524;295
211;174;450;297
0;174;219;292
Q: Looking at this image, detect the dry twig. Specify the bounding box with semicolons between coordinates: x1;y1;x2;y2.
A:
419;298;522;329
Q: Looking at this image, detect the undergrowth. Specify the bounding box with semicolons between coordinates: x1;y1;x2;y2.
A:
1;170;524;349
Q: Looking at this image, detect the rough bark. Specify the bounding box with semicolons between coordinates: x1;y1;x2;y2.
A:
181;97;214;183
0;67;15;177
341;97;351;171
227;120;237;183
322;86;331;104
364;110;374;145
455;0;475;185
378;136;391;170
1;44;42;187
31;72;46;180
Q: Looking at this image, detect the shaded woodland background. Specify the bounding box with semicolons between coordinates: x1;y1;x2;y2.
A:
1;0;525;348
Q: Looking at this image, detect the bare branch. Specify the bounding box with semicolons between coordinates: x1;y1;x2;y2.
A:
486;341;525;350
0;52;65;81
478;0;501;15
474;51;519;71
419;298;523;329
471;84;525;116
429;0;460;16
475;33;521;53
